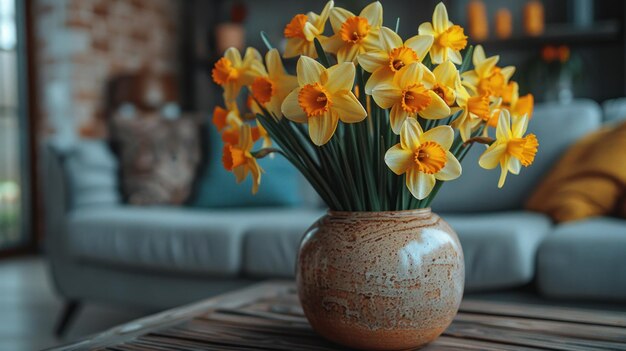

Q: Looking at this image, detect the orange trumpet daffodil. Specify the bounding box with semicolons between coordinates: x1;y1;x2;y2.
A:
283;1;334;59
359;26;433;94
325;1;384;63
370;62;450;134
385;118;461;199
212;47;265;102
281;56;366;146
222;124;263;194
251;49;298;119
478;110;538;188
418;2;468;64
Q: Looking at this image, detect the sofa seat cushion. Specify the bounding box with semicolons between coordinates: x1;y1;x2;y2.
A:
537;218;626;300
442;211;552;291
242;210;551;291
67;206;324;277
242;211;325;278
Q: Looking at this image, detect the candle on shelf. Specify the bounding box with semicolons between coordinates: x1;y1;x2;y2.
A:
467;0;489;41
495;8;513;39
523;0;544;36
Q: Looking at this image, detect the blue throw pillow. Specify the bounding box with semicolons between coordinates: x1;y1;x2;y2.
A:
192;123;303;208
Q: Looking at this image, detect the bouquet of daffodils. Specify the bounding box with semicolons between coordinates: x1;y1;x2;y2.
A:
212;1;537;211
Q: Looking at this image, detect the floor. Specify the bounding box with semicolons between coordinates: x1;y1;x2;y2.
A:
0;256;148;351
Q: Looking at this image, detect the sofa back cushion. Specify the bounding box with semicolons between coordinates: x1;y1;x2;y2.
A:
191;123;305;208
433;99;602;213
111;115;201;205
63;140;121;209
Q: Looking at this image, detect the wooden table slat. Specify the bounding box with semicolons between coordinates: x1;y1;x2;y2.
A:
49;281;626;351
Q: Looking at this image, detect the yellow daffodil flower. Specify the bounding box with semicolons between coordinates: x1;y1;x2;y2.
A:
325;1;384;63
281;56;367;146
213;104;266;147
370;62;450;134
222;124;263;194
431;60;464;106
212;47;265;102
479;109;538;188
453;86;502;141
502;81;534;119
251;49;298;119
418;2;468;64
283;1;334;59
385;118;461;199
462;45;515;98
359;26;433;94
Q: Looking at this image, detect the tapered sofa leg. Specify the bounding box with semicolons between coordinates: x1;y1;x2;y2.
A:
55;300;81;337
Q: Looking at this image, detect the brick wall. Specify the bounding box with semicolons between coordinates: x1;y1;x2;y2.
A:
34;0;179;138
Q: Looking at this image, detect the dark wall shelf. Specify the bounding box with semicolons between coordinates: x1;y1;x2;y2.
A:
474;20;621;50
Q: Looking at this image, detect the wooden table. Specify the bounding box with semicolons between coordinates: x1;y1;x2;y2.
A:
50;281;626;350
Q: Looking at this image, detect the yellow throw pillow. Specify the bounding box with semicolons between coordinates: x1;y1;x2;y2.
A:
526;121;626;223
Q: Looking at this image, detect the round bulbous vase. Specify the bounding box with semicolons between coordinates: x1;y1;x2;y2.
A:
296;209;464;351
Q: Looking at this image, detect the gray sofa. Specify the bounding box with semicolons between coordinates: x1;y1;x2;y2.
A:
43;99;626;334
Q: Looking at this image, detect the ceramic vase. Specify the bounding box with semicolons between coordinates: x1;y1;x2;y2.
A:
296;209;464;350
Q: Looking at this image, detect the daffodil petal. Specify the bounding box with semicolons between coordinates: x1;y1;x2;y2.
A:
404;35;433;61
475;55;499;77
400;118;423;151
332;91;366;123
419;91;451;120
473;45;486;66
324;62;355;93
429;45;445;64
397;62;422;89
379;26;402;52
284;38;304;59
249;160;262;194
432;2;450;33
418;22;435;36
436;151;462;181
225;47;243;65
498;158;510;188
448;49;462;65
501;66;516;80
511;114;529;137
233;164;248;183
496;109;512;140
360;1;383;27
385;144;414;175
478;142;507;169
308;111;339;146
371;83;402;109
420;64;437;86
302;22;321;41
316;1;334;31
508;157;521;175
276;75;298;100
337;44;360;63
433;60;458;86
330;7;355;33
365;67;394;94
238;124;253;151
266;49;283;77
281;88;307;123
422;125;454;150
322;34;343;54
297;56;325;85
390;103;410;134
358;50;388;73
243;47;262;66
407;168;436;200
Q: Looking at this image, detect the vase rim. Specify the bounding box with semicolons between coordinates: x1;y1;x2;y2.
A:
327;208;432;219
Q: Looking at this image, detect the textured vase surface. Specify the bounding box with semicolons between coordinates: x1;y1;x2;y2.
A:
296;209;464;350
